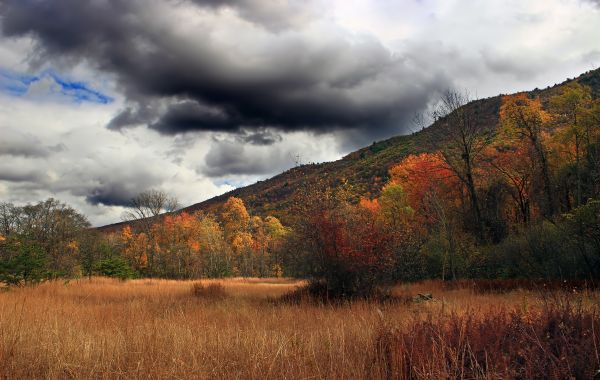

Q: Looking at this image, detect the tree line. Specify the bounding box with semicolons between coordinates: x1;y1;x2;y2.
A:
1;82;599;295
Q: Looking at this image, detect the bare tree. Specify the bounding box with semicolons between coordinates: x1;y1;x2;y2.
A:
431;90;491;242
123;189;179;223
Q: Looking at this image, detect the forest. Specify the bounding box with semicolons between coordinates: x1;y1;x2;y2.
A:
1;82;600;297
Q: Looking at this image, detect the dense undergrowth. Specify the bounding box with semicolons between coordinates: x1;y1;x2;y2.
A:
373;298;600;379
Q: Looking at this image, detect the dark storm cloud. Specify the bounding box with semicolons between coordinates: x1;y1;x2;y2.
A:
85;183;138;207
74;170;165;207
0;0;452;145
149;101;238;134
47;157;168;207
106;103;157;131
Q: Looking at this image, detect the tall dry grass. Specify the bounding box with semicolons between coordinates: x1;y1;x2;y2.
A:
0;278;598;379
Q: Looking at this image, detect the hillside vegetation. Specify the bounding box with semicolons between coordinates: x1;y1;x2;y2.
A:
2;67;600;289
158;68;600;223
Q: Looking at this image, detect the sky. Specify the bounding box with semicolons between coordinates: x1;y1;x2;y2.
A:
0;0;599;226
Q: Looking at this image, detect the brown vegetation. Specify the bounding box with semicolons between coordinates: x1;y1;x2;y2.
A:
1;278;598;379
191;281;227;300
374;297;600;379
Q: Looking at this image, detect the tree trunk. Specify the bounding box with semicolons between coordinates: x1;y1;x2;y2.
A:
464;155;485;242
532;137;555;217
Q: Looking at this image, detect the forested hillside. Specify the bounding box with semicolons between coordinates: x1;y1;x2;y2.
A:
101;68;600;228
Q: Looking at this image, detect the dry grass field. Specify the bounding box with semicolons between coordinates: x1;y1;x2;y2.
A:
0;278;599;379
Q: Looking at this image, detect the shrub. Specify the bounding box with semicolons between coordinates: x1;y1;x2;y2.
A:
443;278;600;293
0;238;49;286
192;282;227;300
373;300;600;379
94;257;136;280
481;221;586;279
304;205;398;298
564;199;600;277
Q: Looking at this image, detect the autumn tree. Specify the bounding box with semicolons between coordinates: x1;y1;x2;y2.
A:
289;184;418;298
151;213;203;278
484;141;535;225
16;199;90;275
550;83;597;206
378;184;413;229
500;93;555;217
307;201;394;297
122;189;179;274
220;197;288;277
250;216;270;277
221;197;250;242
120;227;149;273
122;211;231;279
194;213;230;277
389;153;462;279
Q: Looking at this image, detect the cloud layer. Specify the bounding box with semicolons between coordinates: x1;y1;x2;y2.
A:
0;0;451;142
0;0;598;225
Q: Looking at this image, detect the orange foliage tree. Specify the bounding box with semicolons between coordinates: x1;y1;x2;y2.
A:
500;93;555;216
388;153;465;279
484;141;536;225
388;153;459;226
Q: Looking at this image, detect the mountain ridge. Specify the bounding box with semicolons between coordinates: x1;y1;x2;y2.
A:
98;67;600;231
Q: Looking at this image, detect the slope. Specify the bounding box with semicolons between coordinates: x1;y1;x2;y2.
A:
99;67;600;231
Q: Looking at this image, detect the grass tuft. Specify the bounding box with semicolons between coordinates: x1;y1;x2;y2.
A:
192;281;227;300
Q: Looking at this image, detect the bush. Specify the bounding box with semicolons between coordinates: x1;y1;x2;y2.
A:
303;205;398;298
192;282;227;300
420;231;485;280
564;199;600;277
373;299;600;379
0;238;49;286
94;257;136;280
480;221;588;279
442;278;600;293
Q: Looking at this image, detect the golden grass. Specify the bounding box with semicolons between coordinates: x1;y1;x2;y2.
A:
0;277;597;379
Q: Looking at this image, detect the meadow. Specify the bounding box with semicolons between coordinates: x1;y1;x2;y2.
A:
1;278;599;379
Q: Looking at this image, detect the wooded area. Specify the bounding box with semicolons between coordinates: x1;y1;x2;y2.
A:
1;82;599;297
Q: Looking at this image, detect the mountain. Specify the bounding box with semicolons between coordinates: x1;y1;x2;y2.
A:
98;67;600;231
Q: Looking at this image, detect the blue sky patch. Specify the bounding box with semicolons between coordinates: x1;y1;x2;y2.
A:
0;68;113;104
